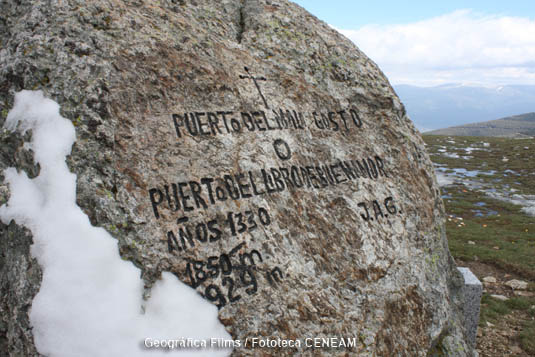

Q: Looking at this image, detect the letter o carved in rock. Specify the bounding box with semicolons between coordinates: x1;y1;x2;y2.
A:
273;139;292;161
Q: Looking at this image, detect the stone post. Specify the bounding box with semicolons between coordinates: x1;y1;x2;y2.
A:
457;267;482;349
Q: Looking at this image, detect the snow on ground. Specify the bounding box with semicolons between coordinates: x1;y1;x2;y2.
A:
487;192;535;217
0;91;231;356
443;152;460;159
435;167;495;179
504;169;520;176
434;163;535;217
435;170;455;187
523;206;535;216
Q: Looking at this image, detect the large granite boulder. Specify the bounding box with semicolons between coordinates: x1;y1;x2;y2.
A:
0;0;472;355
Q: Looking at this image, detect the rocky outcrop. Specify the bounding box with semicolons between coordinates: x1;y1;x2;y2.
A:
1;0;473;355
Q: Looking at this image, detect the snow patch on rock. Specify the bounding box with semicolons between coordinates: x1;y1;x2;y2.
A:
0;90;231;356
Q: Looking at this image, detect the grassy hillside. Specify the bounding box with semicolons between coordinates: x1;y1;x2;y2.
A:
423;135;535;355
427;112;535;137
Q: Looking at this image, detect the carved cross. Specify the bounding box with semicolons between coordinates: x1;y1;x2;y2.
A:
239;66;269;109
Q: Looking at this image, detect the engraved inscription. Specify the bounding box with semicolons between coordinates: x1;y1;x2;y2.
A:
143;81;404;309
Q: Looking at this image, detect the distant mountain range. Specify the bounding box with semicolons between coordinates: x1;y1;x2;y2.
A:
425;112;535;137
393;84;535;132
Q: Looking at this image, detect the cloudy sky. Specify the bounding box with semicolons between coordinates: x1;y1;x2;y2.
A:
292;1;535;87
